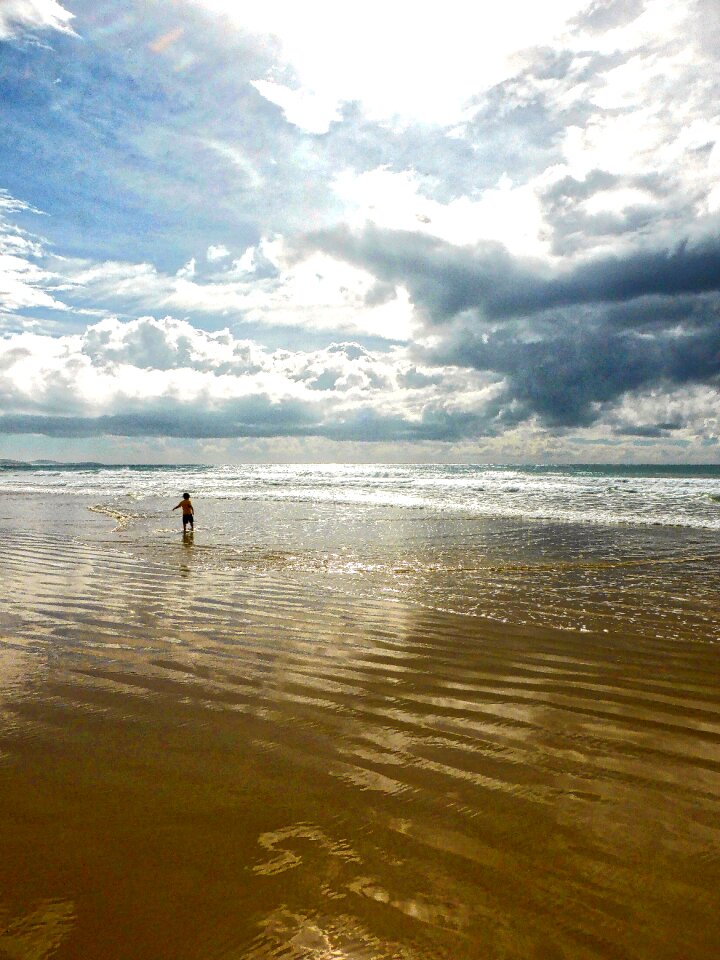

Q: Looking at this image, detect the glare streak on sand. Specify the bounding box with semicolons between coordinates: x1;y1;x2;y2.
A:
0;500;719;959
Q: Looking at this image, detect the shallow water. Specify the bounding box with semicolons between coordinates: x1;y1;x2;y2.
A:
0;491;719;958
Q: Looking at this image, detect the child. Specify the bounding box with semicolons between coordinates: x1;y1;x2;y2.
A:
172;492;194;531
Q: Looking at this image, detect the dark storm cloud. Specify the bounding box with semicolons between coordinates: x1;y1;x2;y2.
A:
296;225;531;324
600;292;720;329
529;238;720;314
363;281;397;308
299;224;720;428
435;315;720;427
301;225;720;322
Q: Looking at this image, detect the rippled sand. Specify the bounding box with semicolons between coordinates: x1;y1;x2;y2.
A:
0;496;719;959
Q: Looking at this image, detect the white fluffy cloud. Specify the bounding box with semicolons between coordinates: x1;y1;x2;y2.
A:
606;384;720;441
206;244;230;262
0;315;497;439
250;80;342;135
0;0;74;38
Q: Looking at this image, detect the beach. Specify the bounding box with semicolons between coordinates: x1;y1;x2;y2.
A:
0;466;719;958
6;0;720;954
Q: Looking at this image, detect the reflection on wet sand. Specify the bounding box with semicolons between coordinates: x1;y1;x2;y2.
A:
0;520;719;959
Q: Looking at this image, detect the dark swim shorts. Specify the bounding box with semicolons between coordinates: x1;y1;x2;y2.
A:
183;514;194;526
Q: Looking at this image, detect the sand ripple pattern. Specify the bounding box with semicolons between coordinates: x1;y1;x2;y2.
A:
0;529;719;959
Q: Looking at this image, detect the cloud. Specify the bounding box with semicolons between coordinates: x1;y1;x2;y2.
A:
571;0;646;34
0;191;67;313
51;237;415;340
0;0;74;38
250;80;341;134
0;315;499;441
294;225;528;325
604;383;720;438
297;222;720;427
300;224;720;320
434;312;720;428
197;0;588;125
1;0;719;460
206;244;230;262
5;308;709;450
330;167;547;257
0;191;413;340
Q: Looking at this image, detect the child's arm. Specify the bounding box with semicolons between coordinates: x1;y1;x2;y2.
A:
172;502;181;510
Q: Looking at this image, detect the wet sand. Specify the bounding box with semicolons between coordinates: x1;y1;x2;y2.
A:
0;499;719;959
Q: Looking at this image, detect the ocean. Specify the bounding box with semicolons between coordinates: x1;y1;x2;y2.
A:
3;461;720;529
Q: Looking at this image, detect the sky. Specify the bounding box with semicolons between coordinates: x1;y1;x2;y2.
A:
0;0;719;463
